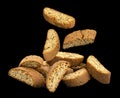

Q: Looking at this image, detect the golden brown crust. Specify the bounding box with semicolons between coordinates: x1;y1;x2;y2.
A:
62;68;90;87
8;67;45;87
86;55;111;84
48;51;84;67
46;60;70;92
43;7;76;29
43;29;60;61
63;29;97;49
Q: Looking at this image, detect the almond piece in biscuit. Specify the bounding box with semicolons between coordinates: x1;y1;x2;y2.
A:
63;29;97;49
62;68;90;87
43;7;76;29
86;55;111;84
43;29;60;61
46;60;70;92
8;67;45;87
48;51;84;67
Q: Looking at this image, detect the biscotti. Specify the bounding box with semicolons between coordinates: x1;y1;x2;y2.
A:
8;67;45;87
43;7;76;29
63;29;97;49
18;55;49;77
43;29;60;61
46;60;71;92
86;55;111;84
48;51;84;67
62;68;90;87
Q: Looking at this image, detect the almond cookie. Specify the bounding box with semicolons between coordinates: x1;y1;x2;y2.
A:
86;55;111;84
18;55;49;77
63;29;97;49
43;29;60;61
46;60;70;92
43;7;75;29
62;68;90;87
8;67;45;87
48;51;84;67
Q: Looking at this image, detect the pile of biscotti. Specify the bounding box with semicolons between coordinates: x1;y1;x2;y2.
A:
8;7;111;93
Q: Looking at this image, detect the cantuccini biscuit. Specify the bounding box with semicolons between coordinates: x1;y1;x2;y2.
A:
62;68;90;87
43;29;60;61
48;51;84;67
8;67;45;87
63;29;97;49
86;55;111;84
43;7;76;29
46;60;70;92
18;55;49;77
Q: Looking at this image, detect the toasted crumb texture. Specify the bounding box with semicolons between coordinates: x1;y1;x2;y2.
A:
8;67;45;87
63;29;97;49
46;60;70;92
43;29;60;61
62;68;90;87
48;51;84;67
43;7;76;29
86;55;111;84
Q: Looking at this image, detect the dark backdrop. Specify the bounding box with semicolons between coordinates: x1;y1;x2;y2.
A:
1;0;113;97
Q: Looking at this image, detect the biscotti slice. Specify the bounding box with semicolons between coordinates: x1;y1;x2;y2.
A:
62;68;90;87
43;7;75;29
18;55;49;77
48;51;84;67
8;67;45;87
86;55;111;84
46;60;71;92
63;29;97;49
43;29;60;61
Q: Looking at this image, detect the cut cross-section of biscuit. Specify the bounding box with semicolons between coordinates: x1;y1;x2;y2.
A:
8;67;45;87
43;29;60;61
48;51;84;67
86;55;111;84
46;60;70;93
18;55;49;77
62;68;90;87
43;7;76;29
63;29;97;49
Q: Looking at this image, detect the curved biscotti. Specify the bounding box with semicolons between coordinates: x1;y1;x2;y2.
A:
63;29;97;49
18;55;49;76
86;55;111;84
43;7;76;29
62;68;90;87
46;60;71;92
8;67;45;87
43;29;60;61
48;51;84;67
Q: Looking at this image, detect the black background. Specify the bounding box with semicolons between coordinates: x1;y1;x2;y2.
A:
1;0;114;97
